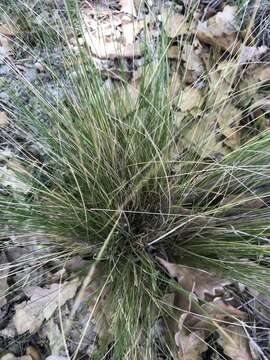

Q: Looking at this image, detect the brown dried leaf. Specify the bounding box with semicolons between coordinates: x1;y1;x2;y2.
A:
175;86;203;113
157;257;231;300
109;81;139;116
175;313;208;360
85;31;142;58
217;103;242;149
14;279;80;334
175;298;250;360
196;6;239;52
83;9;147;58
121;19;145;44
161;8;187;38
167;45;179;59
181;115;229;158
181;41;205;83
217;325;252;360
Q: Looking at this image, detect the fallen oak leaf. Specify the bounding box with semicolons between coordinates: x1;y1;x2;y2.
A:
157;257;231;300
85;32;142;58
196;5;240;52
13;278;80;334
217;324;252;360
175;86;203;113
175;298;250;360
175;313;208;360
238;45;268;65
181;41;205;83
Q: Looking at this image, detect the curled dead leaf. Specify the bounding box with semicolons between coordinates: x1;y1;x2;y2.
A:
196;6;239;52
157;257;231;300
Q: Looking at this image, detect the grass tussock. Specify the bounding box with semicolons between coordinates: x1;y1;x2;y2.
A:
1;0;270;358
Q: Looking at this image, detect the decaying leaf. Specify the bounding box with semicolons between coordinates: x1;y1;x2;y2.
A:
238;46;267;65
239;65;270;99
181;115;229;158
217;103;242;149
0;355;32;360
84;32;142;58
196;6;239;52
82;9;147;58
161;8;187;38
174;297;251;360
0;161;31;193
175;313;208;360
176;86;203;113
217;324;252;360
14;279;80;334
181;41;205;83
157;257;231;300
167;45;179;59
0;111;8;127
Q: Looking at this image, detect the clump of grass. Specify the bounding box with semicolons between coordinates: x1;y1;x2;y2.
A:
1;0;270;358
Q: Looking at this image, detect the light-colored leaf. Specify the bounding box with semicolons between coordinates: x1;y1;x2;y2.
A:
217;103;242;149
109;81;139;116
161;8;187;38
181;41;205;83
0;34;12;60
0;24;14;36
14;279;80;334
82;9;147;59
196;6;239;52
175;313;207;360
0;111;8;127
176;86;203;113
217;325;252;360
0;355;32;360
119;0;137;16
238;46;267;65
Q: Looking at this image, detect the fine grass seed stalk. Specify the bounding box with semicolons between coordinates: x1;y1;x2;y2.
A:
1;0;270;358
